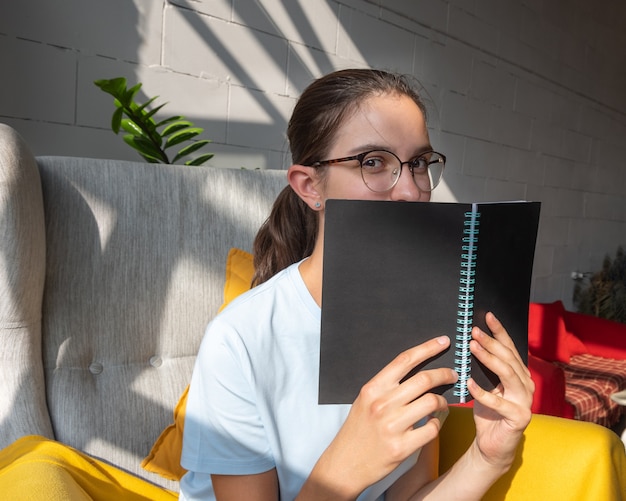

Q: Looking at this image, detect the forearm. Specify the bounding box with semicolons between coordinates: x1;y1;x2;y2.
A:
295;455;362;501
411;439;512;500
296;431;431;501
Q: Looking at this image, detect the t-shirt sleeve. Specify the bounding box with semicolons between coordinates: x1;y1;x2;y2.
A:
181;317;275;475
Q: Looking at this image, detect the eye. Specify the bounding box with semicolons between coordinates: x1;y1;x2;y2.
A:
361;152;388;173
409;154;430;174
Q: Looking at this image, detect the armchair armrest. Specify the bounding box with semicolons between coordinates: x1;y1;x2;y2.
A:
440;407;626;500
0;125;54;448
527;354;575;418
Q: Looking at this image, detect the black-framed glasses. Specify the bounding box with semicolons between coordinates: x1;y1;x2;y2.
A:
309;149;446;193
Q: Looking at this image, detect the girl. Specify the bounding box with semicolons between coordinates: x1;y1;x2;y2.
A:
180;69;533;500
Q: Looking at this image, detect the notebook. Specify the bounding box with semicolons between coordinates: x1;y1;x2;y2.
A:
319;199;541;404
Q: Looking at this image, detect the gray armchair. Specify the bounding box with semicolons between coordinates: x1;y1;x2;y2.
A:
0;123;286;490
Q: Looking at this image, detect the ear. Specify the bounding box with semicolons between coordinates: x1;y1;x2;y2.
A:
287;164;324;210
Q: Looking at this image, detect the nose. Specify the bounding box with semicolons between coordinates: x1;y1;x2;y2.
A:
389;164;430;202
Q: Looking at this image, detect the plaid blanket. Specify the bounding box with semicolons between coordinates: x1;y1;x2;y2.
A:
555;354;626;428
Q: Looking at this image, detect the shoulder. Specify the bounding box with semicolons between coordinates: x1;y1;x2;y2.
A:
200;261;316;352
213;263;298;330
218;260;316;322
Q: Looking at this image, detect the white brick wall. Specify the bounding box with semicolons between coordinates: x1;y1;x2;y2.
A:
2;0;626;308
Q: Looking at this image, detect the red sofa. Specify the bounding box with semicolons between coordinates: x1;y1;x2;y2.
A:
528;301;626;426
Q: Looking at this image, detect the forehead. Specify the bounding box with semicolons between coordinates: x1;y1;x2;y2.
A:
329;93;429;156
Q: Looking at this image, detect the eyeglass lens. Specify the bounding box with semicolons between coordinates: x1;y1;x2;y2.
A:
360;150;445;193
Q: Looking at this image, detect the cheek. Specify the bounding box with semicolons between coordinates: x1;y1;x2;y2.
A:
323;169;386;201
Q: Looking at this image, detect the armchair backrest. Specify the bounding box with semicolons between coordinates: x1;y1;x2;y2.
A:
529;300;626;363
0;124;287;488
528;301;587;363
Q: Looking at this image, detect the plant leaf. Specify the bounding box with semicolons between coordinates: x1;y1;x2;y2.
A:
130;108;158;135
155;115;184;128
120;118;147;137
94;77;127;98
136;136;168;162
164;128;203;149
185;153;214;166
144;103;167;120
122;83;142;107
162;121;193;137
172;140;211;163
138;95;159;111
123;134;167;163
111;107;124;134
96;77;216;168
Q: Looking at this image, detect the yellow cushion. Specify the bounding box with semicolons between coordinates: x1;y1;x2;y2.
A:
440;406;626;499
219;247;255;312
141;248;255;481
140;386;189;481
0;435;176;500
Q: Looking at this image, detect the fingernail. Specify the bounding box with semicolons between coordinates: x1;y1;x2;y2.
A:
437;336;449;345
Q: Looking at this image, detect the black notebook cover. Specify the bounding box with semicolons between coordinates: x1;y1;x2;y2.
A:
319;199;541;404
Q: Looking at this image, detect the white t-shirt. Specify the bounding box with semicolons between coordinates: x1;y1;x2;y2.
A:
180;262;419;501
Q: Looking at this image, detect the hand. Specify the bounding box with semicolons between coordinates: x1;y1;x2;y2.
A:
468;312;534;472
303;336;458;500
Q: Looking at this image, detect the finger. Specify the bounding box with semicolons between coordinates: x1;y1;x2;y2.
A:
472;324;529;380
484;313;528;373
404;403;449;448
395;366;459;406
468;377;532;427
470;338;533;405
372;368;456;438
374;336;452;387
385;392;450;451
469;335;518;381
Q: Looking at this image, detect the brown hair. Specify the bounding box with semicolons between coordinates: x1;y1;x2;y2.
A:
252;69;427;285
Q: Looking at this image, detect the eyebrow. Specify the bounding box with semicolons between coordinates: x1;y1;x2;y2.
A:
347;143;434;156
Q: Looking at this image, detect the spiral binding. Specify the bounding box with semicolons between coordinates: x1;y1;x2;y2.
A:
454;207;480;403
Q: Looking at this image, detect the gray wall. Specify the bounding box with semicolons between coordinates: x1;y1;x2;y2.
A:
2;0;626;308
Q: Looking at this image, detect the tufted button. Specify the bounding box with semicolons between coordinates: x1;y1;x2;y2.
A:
149;355;163;368
88;362;103;375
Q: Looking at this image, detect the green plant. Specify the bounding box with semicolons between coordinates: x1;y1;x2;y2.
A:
573;246;626;323
94;77;214;166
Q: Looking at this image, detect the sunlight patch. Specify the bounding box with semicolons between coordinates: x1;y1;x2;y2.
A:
71;182;118;253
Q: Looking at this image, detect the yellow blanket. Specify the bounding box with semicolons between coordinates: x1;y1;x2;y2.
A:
2;409;626;500
0;436;176;501
441;407;626;500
